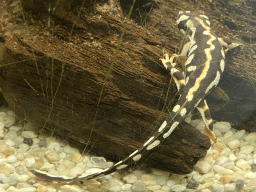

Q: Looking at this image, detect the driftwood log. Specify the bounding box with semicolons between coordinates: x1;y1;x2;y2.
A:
0;0;255;174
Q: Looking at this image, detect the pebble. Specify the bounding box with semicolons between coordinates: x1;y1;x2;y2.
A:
171;184;186;192
123;174;138;183
68;166;85;177
240;145;254;154
47;142;61;152
194;161;211;174
0;121;4;138
235;179;244;189
186;182;199;189
69;152;82;163
7;155;17;163
214;121;231;133
2;176;18;186
227;139;240;149
0;109;256;192
122;184;132;191
22;131;38;139
212;165;233;175
233;130;245;140
45;151;60;163
60;185;82;192
23;138;34;146
25;157;36;167
4;110;15;127
131;182;148;192
244;171;256;178
251;164;256;172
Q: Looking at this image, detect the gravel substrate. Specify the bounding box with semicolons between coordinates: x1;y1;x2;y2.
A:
0;108;256;192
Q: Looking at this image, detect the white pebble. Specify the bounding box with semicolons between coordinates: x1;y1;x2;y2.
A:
3;164;15;176
239;145;254;155
220;148;231;156
122;184;132;191
233;130;245;140
194;161;211;174
18;143;29;153
228;139;240;149
224;183;235;191
228;153;236;161
5;139;16;147
69;153;82;163
171;184;186;192
236;159;249;168
214;122;231;133
4;110;15;127
47;142;61;152
212;182;224;192
147;185;161;191
222;162;235;170
4;131;17;140
244;132;256;143
68;166;85;177
123;174;138;184
212;165;233;175
244;171;256;178
63;145;79;154
22;131;37;139
45;151;60;163
17;175;30;182
215;156;228;165
60;185;83;192
7;155;17;164
223;130;233;140
25;157;36;168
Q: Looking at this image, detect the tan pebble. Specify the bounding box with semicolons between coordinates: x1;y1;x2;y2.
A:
203;155;214;163
241;164;251;172
236;159;251;171
0;144;16;156
211;142;226;152
60;185;83;192
83;180;101;192
231;174;245;182
45;151;60;163
194;161;211;174
36;185;47;192
34;159;44;170
203;181;213;188
240;145;254;154
69;153;82;163
220;174;233;184
228;139;240;149
143;180;157;186
244;132;256;142
68;166;85;177
141;174;155;181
